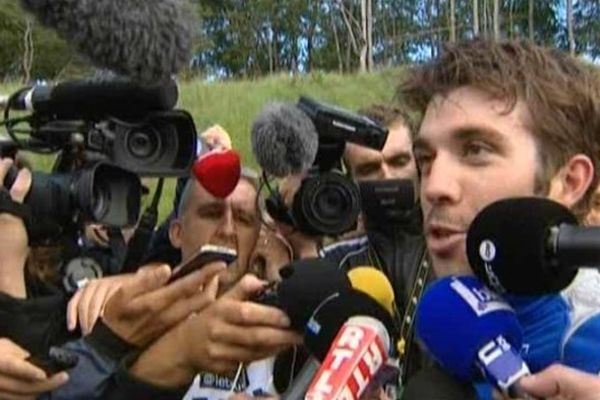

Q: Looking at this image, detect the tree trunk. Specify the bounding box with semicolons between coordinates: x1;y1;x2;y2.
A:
360;0;372;72
473;0;479;36
528;0;534;41
330;8;344;73
450;0;456;43
482;0;488;39
22;19;34;84
493;0;500;40
567;0;575;55
508;0;514;39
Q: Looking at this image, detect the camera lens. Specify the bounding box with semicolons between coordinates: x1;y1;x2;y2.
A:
126;129;160;160
91;182;110;221
315;185;348;221
295;172;360;236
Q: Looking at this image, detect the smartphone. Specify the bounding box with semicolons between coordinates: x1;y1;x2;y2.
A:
27;347;79;375
169;244;237;283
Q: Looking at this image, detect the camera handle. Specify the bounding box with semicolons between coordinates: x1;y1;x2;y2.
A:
120;178;164;273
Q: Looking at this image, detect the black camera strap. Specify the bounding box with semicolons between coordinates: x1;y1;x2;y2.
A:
121;178;164;273
0;188;31;222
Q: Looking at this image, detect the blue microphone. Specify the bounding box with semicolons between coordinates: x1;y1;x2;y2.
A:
416;276;532;398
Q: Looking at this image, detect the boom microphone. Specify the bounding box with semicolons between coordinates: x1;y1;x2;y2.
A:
10;79;178;119
251;103;319;177
466;197;599;295
416;276;531;398
20;0;194;83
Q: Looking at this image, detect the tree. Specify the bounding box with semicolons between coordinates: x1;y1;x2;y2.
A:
450;0;456;42
492;0;500;40
528;0;534;41
567;0;575;55
473;0;479;36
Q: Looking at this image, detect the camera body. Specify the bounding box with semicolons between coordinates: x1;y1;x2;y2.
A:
2;79;198;244
266;96;388;236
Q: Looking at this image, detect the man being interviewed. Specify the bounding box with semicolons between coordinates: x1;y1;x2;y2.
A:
397;39;600;398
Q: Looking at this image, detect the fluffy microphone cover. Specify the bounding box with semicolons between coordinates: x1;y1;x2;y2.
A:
20;0;194;83
251;103;319;177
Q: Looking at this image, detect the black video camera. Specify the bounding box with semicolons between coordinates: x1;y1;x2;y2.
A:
266;96;388;236
1;78;197;244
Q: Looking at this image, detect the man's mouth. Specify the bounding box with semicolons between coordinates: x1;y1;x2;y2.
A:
425;224;466;256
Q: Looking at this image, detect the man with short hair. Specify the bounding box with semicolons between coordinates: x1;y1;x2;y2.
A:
397;39;600;396
169;170;261;293
344;104;416;181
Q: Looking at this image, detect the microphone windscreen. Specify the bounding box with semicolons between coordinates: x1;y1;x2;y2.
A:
466;197;578;294
31;79;178;119
348;267;395;316
20;0;193;83
415;276;523;382
192;149;241;199
276;258;352;332
304;289;396;361
251;103;319;177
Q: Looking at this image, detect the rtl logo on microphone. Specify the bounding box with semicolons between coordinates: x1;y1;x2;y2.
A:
305;322;387;400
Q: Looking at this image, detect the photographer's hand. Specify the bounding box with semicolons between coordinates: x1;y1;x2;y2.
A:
66;273;135;335
100;262;224;348
0;158;31;299
0;338;68;400
129;274;301;388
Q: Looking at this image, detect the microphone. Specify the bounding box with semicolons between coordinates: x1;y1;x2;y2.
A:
416;276;531;398
10;79;178;119
251;102;319;177
20;0;194;83
347;267;395;316
192;149;241;199
305;315;391;400
302;270;397;400
276;265;396;399
466;197;595;295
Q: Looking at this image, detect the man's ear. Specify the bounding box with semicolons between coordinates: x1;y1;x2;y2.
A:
547;154;594;209
169;219;183;249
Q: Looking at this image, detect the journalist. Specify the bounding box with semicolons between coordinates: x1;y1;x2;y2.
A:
0;156;227;399
277;103;429;387
398;39;600;397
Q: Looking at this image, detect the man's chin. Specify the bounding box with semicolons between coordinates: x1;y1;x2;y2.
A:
430;255;474;278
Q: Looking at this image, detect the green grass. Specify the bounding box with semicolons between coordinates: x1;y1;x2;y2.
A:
1;69;403;222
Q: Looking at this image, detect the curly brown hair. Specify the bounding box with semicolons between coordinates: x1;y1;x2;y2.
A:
396;39;600;219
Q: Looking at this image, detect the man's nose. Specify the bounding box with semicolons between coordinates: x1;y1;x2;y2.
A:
422;154;461;206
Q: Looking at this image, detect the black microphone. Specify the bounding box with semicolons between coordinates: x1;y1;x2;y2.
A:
19;0;194;83
466;197;599;295
251;102;319;177
11;79;178;119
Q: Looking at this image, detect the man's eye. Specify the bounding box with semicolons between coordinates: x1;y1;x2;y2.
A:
357;164;379;176
463;141;493;158
414;152;433;167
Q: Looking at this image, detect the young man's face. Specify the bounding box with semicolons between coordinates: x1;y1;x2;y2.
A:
169;178;260;290
345;120;416;181
414;86;542;277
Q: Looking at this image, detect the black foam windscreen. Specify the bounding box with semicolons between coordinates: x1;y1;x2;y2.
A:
466;197;578;294
303;289;397;361
276;258;353;333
